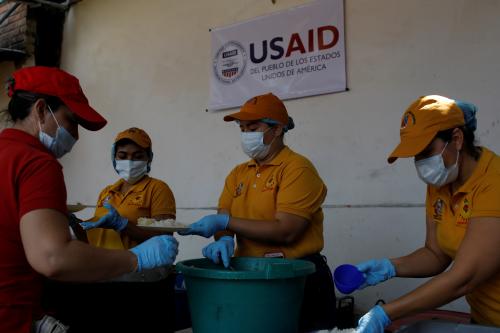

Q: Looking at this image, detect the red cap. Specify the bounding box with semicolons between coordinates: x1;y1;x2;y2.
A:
8;66;107;131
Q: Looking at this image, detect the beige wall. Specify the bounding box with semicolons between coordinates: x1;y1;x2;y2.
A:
60;0;500;314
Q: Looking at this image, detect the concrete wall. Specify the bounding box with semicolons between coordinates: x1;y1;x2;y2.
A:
61;0;500;314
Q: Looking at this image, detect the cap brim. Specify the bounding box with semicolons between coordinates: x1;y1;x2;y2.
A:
223;111;265;122
62;98;107;131
387;132;436;164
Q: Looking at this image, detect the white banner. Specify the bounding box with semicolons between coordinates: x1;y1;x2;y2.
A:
209;0;346;110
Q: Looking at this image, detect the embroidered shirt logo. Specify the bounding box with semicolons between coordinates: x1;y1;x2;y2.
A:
234;182;244;197
433;198;444;221
130;194;144;206
457;198;472;225
262;177;276;192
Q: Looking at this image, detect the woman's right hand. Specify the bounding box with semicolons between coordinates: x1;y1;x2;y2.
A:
178;214;230;238
129;235;178;272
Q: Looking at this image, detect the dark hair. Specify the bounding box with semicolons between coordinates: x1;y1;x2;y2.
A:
6;91;64;122
436;126;481;160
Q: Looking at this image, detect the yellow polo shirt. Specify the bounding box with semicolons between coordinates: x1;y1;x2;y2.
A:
218;146;327;259
87;176;176;250
426;147;500;325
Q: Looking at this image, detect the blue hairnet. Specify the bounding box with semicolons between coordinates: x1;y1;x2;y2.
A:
261;116;295;133
455;100;477;132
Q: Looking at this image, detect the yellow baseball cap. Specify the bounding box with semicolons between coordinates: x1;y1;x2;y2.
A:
387;95;465;163
114;127;151;149
223;92;289;126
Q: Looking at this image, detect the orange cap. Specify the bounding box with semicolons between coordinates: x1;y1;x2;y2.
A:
387;95;465;164
223;93;289;125
114;127;151;149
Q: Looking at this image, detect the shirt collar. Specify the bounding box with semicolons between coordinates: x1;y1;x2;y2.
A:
108;175;152;193
455;147;494;194
0;128;49;153
247;146;290;167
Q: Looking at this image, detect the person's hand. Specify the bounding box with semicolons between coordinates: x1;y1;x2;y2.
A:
357;305;391;333
202;236;235;268
355;258;396;289
178;214;229;238
79;202;128;232
129;235;178;272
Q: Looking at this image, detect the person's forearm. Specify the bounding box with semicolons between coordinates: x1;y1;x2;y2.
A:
384;269;470;321
45;240;137;282
392;247;451;278
228;217;295;244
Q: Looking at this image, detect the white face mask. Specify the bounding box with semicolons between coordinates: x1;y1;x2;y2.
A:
240;128;273;160
115;159;148;184
38;106;77;159
415;142;459;187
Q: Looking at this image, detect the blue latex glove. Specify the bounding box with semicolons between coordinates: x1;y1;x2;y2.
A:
178;214;230;238
202;236;235;268
357;305;391;333
356;258;396;289
79;202;128;231
129;235;178;272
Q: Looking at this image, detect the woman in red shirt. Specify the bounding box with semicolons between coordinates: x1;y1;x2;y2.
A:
0;66;178;333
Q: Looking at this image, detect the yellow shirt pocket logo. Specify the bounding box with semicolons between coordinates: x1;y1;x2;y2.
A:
456;198;472;226
129;194;145;206
262;177;276;192
234;182;244;197
432;198;444;221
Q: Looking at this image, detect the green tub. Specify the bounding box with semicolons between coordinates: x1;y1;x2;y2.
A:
176;257;316;333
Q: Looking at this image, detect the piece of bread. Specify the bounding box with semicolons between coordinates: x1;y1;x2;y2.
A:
137;217;187;228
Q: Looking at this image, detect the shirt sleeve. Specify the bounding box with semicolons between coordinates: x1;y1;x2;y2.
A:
218;167;237;212
471;179;500;218
276;166;327;220
150;181;176;218
215;168;238;240
18;157;67;219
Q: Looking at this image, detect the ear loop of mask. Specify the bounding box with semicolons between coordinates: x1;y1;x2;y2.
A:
47;105;61;128
38;104;60;133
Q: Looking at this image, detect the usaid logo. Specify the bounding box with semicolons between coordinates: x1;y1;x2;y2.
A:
213;41;247;84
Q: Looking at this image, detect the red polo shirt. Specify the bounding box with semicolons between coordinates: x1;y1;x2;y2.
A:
0;128;67;333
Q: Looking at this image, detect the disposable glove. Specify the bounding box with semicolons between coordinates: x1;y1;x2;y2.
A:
202;236;235;268
129;235;178;272
355;258;396;289
357;305;391;333
79;202;128;231
178;214;229;238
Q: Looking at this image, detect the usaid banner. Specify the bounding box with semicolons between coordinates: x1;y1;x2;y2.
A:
209;0;345;110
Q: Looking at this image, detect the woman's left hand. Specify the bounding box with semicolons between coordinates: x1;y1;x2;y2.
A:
80;202;128;231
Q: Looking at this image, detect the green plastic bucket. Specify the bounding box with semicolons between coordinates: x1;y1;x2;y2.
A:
176;257;315;333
